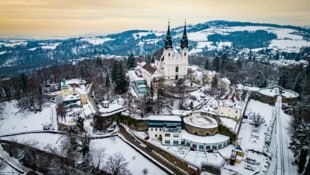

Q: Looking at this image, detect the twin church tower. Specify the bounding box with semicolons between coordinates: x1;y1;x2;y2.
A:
142;21;189;86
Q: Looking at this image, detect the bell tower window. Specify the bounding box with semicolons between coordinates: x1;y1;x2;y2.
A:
184;52;186;56
168;53;170;57
176;66;179;73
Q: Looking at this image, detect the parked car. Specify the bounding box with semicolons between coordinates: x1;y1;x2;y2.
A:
43;124;52;130
145;146;152;152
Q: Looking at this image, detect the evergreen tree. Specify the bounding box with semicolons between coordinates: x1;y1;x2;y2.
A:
111;61;118;81
211;75;218;95
105;71;110;88
213;56;220;72
289;119;310;174
75;134;90;159
204;59;209;70
20;73;28;92
96;57;103;67
127;53;136;69
76;117;85;132
221;54;227;72
112;61;129;94
236;59;243;70
278;70;289;88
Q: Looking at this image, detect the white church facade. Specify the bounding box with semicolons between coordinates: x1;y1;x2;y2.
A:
141;22;189;87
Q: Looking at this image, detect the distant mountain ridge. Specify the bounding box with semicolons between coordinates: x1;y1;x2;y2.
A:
0;20;310;75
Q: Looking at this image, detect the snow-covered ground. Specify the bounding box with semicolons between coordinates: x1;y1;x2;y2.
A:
0;100;55;135
40;42;60;50
80;37;113;45
0;161;21;174
220;117;238;133
1;133;66;156
187;26;310;53
134;131;225;168
90;137;168;175
224;98;298;175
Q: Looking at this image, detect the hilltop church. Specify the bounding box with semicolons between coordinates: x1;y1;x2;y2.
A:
141;22;189;87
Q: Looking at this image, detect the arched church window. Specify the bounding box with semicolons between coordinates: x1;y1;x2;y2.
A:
168;53;170;57
184;52;186;56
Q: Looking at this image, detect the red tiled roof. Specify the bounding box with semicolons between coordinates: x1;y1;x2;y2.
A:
142;64;157;74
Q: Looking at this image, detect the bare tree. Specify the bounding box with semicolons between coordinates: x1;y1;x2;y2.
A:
89;148;106;171
105;153;131;175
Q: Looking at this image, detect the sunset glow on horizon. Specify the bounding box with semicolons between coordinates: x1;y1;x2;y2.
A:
0;0;309;38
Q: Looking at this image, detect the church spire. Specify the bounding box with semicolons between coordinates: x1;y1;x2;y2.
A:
180;20;188;49
164;20;173;49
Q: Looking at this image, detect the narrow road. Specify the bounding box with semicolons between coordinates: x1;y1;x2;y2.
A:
118;124;189;175
276;95;285;175
275;89;297;175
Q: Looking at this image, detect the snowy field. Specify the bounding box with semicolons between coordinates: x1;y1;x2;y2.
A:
187;26;310;53
80;37;113;45
1;133;66;156
0;100;55;135
90;137;168;175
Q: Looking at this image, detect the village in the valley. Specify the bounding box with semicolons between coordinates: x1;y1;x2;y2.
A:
0;20;307;175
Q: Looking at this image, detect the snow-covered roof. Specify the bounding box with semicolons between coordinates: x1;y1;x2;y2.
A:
62;93;80;102
184;114;218;129
221;77;231;85
148;115;181;122
181;130;229;144
98;102;125;117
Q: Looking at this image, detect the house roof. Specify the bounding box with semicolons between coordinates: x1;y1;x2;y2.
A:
154;48;164;61
142;64;157;74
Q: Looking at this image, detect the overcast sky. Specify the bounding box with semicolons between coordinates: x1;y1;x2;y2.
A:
0;0;309;38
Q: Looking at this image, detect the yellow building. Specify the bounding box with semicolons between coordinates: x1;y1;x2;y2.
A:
60;78;88;106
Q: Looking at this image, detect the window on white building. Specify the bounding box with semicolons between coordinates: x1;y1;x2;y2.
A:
173;140;178;145
165;140;170;144
199;145;204;150
165;133;170;137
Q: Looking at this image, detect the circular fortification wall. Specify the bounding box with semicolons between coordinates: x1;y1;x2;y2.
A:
184;112;218;136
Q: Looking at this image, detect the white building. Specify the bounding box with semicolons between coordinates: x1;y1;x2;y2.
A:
141;22;189;86
147;115;182;146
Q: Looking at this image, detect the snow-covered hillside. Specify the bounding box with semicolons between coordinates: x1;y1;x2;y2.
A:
0;20;309;73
